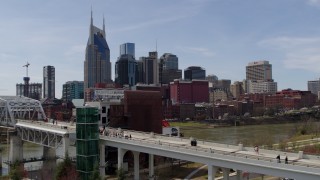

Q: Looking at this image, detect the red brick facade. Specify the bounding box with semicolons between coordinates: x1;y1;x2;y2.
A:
124;91;163;133
170;80;209;104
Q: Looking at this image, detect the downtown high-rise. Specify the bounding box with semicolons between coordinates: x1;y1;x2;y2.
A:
120;43;135;58
184;66;206;80
245;60;277;94
84;11;111;90
62;81;84;102
43;65;55;99
159;53;182;84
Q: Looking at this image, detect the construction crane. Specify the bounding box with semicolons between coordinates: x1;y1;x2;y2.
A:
23;62;30;77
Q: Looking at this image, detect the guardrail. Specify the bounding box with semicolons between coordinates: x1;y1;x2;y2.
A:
16;119;76;132
102;128;320;170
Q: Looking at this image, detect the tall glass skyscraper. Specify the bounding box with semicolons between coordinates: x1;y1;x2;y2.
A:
120;43;135;58
115;54;137;86
84;10;111;90
184;66;206;80
159;53;182;84
43;65;55;99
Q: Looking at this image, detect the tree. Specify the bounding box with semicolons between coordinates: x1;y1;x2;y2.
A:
90;162;101;180
9;161;27;180
55;153;78;180
116;167;126;180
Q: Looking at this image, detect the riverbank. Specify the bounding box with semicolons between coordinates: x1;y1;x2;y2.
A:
170;114;320;128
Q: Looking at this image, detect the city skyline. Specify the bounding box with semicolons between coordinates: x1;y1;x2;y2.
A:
2;0;320;98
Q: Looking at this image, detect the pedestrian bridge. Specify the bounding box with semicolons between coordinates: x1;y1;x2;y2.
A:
100;127;320;180
7;120;320;180
0;96;46;126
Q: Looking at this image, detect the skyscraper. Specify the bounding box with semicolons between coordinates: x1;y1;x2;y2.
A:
115;54;137;86
246;61;272;81
84;11;111;90
43;65;55;99
159;53;182;84
62;81;84;102
120;43;135;58
139;51;159;85
184;66;206;80
308;79;320;97
246;60;277;94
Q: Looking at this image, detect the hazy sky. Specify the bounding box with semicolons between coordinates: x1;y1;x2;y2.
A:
1;0;320;98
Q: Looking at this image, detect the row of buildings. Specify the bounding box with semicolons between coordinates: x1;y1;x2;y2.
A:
15;12;320;124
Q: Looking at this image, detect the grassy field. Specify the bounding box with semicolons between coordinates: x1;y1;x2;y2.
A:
105;162;208;180
169;121;209;128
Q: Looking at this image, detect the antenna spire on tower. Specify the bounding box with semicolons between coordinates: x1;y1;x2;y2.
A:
90;5;93;25
103;14;106;36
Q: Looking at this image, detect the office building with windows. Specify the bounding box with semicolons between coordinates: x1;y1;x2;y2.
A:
16;82;42;100
246;61;272;81
115;54;137;87
43;65;55;99
159;53;182;84
184;66;206;80
308;79;320;97
84;11;111;90
120;43;135;58
138;51;159;85
62;81;84;102
246;60;277;94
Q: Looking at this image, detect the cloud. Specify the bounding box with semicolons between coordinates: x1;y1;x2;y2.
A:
307;0;320;6
64;44;85;58
110;0;207;33
259;36;320;72
178;47;215;58
259;37;320;49
111;14;193;33
0;52;18;62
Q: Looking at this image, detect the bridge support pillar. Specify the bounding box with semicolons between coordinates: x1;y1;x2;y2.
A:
9;135;23;164
117;148;125;170
43;146;56;174
133;151;140;180
298;151;303;159
236;170;243;180
99;143;105;178
222;168;230;180
62;137;70;157
149;154;154;179
238;143;243;151
207;165;218;180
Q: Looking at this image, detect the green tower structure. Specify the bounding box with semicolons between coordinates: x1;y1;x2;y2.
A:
76;107;99;180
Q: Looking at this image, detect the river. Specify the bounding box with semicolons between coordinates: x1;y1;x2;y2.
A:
179;122;316;145
0;141;76;175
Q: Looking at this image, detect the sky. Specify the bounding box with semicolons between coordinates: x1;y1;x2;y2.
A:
1;0;320;98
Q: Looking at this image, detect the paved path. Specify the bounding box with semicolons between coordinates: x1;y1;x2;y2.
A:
184;164;207;180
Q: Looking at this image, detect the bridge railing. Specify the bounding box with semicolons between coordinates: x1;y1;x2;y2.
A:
16;119;76;132
102;129;320;170
107;135;320;170
105;127;239;150
105;127;320;162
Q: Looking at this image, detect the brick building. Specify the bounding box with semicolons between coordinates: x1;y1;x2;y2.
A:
124;90;162;133
170;79;209;104
265;89;317;109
